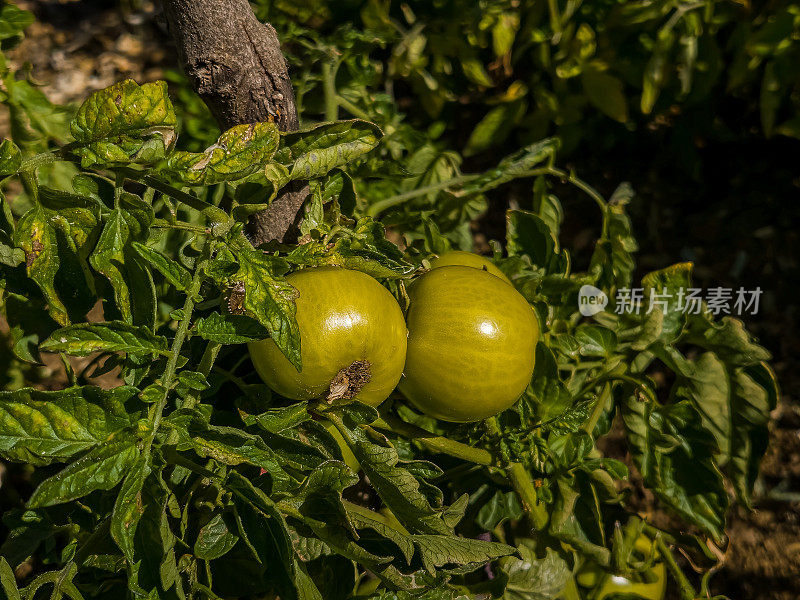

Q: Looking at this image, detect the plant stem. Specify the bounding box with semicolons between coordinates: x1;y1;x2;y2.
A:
18;150;61;173
365;165;606;219
655;536;697;600
144;239;213;455
151;218;210;234
373;416;493;466
336;95;371;121
506;461;548;530
366;174;479;217
321;59;340;122
120;168;230;224
582;383;612;436
485;417;548;530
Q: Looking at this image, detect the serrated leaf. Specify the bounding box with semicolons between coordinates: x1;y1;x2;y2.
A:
193;312;269;344
460;139;559;196
498;545;571;600
162;122;279;185
28;438;139;507
40;321;169;357
69;79;176;168
412;535;516;575
229;243;301;369
0;385;137;464
287;217;413;278
13;204;68;325
132;242;191;290
89;207;155;325
274;120;382;182
327;407;452;536
621;395;728;540
241;403;310;434
111;454;150;563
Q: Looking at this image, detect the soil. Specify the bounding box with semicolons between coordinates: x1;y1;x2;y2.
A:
2;2;798;598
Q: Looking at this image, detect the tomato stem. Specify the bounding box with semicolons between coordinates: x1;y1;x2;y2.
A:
374;416;493;466
655;536;697;600
582;383;613;436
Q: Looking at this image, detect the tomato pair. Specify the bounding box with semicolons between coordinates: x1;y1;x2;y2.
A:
248;251;539;423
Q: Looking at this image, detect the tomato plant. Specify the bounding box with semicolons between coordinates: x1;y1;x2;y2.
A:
0;2;781;600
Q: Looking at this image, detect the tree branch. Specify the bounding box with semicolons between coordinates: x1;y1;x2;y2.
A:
162;0;308;245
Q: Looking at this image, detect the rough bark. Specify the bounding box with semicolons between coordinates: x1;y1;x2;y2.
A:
162;0;307;245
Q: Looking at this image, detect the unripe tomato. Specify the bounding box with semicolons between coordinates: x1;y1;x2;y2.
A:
399;266;539;422
248;267;407;406
429;250;511;284
575;535;666;600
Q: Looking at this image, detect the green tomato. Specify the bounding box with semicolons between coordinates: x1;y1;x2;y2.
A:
429;250;511;284
248;267;407;406
321;419;360;472
575;536;666;600
399;266;539;422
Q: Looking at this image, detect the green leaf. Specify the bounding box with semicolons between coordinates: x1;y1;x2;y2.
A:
581;64;628;122
161;122;279;185
638;262;694;345
621;395;728;540
40;321;169;357
241;402;310;434
463;98;527;157
0;557;22;600
69;79;176;168
0;385;137;464
506;209;567;274
589;183;637;290
229;242;301;370
13;204;68;325
684;314;772;367
497;545;571;600
475;490;523;531
274;120;382;183
0;139;21;176
183;421;294;490
225;471;303;600
327;407;453;536
0;3;33;42
728;363;778;505
193;312;270;344
131;242;191;291
412;535;516;575
110;454;150;563
461;139;559;196
657;344;778;507
194;512;239;560
89;207;155;325
28;438;139;507
575;325;617;357
287;217;413;278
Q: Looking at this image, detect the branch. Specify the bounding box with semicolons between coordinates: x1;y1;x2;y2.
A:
162;0;308;245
